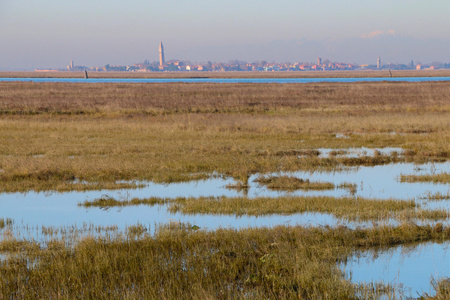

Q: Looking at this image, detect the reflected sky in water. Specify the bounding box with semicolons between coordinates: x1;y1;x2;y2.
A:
342;242;450;298
0;161;448;230
1;160;449;294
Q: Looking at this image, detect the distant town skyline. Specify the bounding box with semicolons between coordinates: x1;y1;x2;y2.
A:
1;0;450;70
59;44;447;73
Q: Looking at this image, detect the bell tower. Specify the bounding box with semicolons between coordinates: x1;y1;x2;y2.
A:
159;41;165;67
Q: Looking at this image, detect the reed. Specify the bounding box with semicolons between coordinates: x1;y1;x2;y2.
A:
80;195;170;208
254;175;335;191
0;113;447;191
81;195;449;222
400;173;450;183
0;218;13;229
338;182;358;195
0;81;449;116
0;80;448;191
1;79;449;298
0;222;449;298
420;192;450;201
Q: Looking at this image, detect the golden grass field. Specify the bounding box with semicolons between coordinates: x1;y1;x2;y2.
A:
0;80;448;191
0;76;449;298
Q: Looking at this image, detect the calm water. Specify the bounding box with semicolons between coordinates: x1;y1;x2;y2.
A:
343;242;450;298
0;160;448;231
1;158;449;293
1;77;450;83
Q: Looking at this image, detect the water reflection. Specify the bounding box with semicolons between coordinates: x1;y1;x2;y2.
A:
317;147;404;158
0;162;448;231
342;241;450;298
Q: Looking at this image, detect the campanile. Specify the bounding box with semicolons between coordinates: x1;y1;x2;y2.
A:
159;41;165;66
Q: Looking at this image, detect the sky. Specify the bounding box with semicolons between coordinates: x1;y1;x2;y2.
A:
1;0;450;70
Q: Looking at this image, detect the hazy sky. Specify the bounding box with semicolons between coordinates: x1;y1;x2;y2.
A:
1;0;450;70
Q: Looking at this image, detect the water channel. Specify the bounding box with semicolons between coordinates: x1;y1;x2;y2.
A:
1;77;450;84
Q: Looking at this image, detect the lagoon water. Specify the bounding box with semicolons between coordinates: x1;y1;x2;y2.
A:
1;77;450;84
0;161;448;232
343;241;450;298
0;148;449;295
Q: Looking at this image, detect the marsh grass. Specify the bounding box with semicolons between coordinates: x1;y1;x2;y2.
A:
429;278;450;299
329;149;349;157
400;173;450;183
0;175;145;193
1;81;450;116
338;182;358;195
1;79;449;298
80;195;170;208
0;218;13;229
0;223;449;298
82;195;449;222
421;192;450;201
167;196;450;222
255;175;335;191
0;81;448;191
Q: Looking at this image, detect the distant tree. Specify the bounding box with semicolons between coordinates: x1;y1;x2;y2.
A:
430;61;443;67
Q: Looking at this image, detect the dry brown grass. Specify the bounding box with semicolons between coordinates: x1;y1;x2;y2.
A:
0;81;449;115
255;175;335;191
1;222;449;299
0;81;448;191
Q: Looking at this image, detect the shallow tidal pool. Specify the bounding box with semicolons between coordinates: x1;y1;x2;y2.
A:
342;241;450;298
0;161;448;233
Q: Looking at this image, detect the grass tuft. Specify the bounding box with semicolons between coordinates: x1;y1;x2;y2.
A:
255;175;335;191
400;173;450;183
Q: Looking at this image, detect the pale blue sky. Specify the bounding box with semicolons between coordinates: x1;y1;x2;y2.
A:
1;0;449;70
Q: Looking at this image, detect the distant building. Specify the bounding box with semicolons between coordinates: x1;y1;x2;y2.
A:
159;41;165;67
67;60;74;71
377;56;381;69
317;57;322;65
